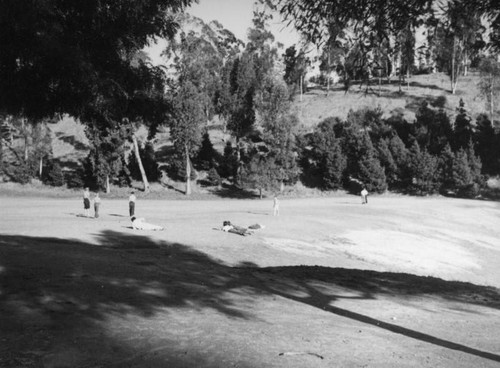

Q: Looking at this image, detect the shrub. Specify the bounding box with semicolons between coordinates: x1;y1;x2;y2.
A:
206;167;222;186
42;161;65;186
65;169;85;189
7;163;32;184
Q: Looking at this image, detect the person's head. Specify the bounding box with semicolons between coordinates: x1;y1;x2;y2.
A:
223;221;231;226
131;216;136;222
131;191;135;195
85;187;89;191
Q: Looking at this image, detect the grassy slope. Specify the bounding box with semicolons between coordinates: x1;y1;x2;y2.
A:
294;72;486;129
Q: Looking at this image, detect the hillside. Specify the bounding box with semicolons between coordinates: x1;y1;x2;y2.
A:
294;72;487;130
48;71;490;171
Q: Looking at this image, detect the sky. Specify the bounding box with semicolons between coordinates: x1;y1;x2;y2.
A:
145;0;301;65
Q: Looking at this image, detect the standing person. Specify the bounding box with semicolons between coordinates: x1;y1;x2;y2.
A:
94;192;101;218
83;187;91;217
361;187;369;204
273;195;280;216
129;191;136;217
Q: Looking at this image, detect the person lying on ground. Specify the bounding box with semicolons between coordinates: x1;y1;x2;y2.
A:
131;216;164;231
220;221;265;236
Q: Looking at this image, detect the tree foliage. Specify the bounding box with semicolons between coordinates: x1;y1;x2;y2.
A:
0;0;192;120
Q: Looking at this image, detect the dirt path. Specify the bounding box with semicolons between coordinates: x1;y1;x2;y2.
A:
1;195;499;367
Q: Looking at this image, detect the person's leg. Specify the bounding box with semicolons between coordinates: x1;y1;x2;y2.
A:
95;203;99;218
129;202;135;217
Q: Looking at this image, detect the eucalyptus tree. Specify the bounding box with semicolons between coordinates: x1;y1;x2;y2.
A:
219;9;281;183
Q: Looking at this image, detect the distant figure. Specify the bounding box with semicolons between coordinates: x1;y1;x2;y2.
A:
361;187;369;204
273;195;280;216
131;216;164;231
129;191;136;217
83;187;91;217
94;192;101;218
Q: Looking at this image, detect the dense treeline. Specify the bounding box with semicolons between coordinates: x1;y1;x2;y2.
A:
1;0;500;198
299;100;492;197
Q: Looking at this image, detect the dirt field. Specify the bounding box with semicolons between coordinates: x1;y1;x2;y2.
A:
1;194;500;367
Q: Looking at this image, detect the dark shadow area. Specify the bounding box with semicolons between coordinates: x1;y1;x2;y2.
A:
409;81;448;92
109;213;128;217
1;233;500;366
254;266;500;363
209;184;261;199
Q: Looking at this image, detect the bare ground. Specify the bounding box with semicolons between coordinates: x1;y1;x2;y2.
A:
1;195;500;367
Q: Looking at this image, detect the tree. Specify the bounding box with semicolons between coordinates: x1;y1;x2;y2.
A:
478;57;500;122
240;153;278;198
388;133;410;187
299;117;346;189
406;141;440;194
438;143;455;192
283;45;309;99
219;9;280;184
84;122;131;193
414;101;453;155
0;0;192;120
474;114;499;175
430;1;486;94
356;134;387;193
169;81;204;195
377;138;398;188
128;140;159;182
256;75;300;191
453;99;474;150
196;131;219;171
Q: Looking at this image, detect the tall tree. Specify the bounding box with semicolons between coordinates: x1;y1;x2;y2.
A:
478;57;500;122
256;75;300;192
283;45;309;99
169;81;204;195
453;98;473;150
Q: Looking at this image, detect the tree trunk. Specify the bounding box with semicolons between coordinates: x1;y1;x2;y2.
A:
39;156;43;177
326;49;331;96
235;138;241;184
490;84;494;121
132;134;150;193
299;75;303;102
185;144;191;196
406;67;410;91
106;175;110;194
280;180;284;193
451;36;457;94
259;187;262;199
463;48;468;76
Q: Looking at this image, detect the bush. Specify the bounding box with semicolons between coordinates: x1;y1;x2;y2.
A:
206;167;222;186
42;161;65;186
65;169;85;189
7;163;32;184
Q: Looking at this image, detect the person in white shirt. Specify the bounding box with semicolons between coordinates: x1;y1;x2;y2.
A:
94;192;101;218
361;187;369;204
129;191;136;217
131;216;164;231
273;196;280;216
83;187;91;217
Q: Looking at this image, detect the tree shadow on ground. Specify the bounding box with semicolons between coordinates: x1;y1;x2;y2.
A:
1;232;500;366
209;184;262;199
409;81;449;92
